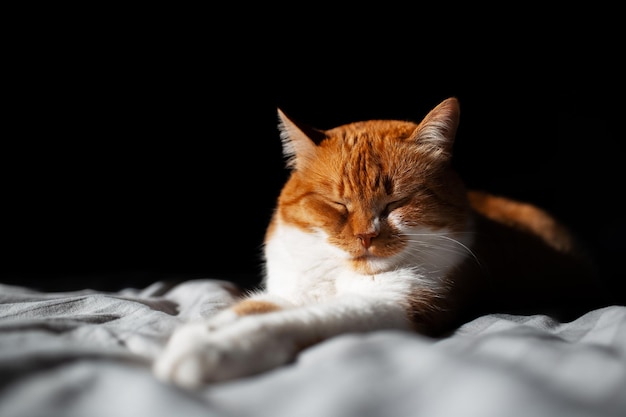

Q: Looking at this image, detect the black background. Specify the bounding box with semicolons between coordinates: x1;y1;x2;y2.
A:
3;9;624;303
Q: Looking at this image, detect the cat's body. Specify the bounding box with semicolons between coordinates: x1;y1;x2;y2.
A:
153;98;604;387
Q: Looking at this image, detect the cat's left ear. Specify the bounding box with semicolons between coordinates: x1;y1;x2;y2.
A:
277;109;327;170
410;97;460;161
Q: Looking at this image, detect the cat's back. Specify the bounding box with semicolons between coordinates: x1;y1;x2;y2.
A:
468;190;576;253
460;190;606;321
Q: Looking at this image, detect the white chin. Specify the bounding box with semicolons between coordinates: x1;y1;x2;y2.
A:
352;256;392;274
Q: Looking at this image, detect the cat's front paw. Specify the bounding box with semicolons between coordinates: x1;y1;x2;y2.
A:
153;319;296;388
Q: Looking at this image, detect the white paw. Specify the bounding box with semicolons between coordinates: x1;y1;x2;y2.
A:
153;319;296;388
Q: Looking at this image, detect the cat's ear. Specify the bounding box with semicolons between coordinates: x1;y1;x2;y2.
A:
277;108;327;170
410;97;460;162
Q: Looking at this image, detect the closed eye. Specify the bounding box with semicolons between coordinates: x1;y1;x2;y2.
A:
383;197;409;215
331;201;348;214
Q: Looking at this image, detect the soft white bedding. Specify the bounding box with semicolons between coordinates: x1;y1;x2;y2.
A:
1;278;625;417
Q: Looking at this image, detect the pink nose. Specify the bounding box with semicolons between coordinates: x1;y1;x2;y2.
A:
356;231;378;249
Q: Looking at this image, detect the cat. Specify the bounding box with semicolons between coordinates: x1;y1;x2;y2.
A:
153;97;604;388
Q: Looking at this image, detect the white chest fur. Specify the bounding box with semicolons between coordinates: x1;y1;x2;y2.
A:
263;223;345;303
263;220;472;306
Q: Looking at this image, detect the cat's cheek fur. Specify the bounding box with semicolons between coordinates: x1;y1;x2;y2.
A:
264;223;348;303
399;224;474;273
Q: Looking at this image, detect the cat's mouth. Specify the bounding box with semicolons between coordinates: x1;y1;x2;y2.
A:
354;243;391;258
353;249;392;264
354;252;379;260
350;253;391;274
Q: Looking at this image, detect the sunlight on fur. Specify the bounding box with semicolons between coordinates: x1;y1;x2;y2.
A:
153;97;601;388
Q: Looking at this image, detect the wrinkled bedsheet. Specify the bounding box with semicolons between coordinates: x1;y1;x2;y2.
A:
1;279;625;417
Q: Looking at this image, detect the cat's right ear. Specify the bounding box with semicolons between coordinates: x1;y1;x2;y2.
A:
409;97;461;163
277;109;326;170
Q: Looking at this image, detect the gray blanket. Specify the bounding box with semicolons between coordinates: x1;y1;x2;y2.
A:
1;279;625;417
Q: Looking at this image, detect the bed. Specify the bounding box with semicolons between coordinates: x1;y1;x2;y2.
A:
1;278;625;417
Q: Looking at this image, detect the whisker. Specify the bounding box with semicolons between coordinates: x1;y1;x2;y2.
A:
400;232;482;268
401;232;476;237
402;243;471;267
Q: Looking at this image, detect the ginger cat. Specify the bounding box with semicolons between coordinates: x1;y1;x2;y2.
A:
153;97;602;387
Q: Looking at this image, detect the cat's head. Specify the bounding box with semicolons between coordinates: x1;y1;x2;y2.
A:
271;98;472;275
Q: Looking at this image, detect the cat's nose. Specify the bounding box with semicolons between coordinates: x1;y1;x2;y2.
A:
356;231;378;249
